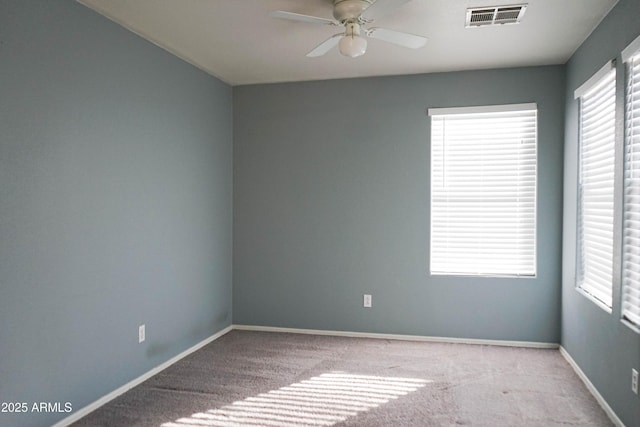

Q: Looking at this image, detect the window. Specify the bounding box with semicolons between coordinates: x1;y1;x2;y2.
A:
574;62;616;309
429;104;537;276
622;37;640;328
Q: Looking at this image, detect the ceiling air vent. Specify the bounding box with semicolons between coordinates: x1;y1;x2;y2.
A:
466;4;527;28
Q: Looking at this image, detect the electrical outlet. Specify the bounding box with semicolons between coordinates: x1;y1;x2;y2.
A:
632;368;638;394
139;324;145;343
363;294;372;308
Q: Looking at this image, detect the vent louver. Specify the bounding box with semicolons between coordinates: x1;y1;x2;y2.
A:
466;4;527;27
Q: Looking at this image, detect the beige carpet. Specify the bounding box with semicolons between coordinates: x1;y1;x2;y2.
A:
72;330;612;426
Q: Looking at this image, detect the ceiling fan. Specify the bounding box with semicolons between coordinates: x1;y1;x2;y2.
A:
270;0;428;58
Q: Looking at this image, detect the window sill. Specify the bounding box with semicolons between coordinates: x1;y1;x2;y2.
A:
431;271;536;279
575;287;612;314
621;318;640;334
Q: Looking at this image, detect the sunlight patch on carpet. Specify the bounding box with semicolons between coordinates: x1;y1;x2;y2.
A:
161;371;431;427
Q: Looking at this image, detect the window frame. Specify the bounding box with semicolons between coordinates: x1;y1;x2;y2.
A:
574;60;617;311
428;103;538;278
621;35;640;331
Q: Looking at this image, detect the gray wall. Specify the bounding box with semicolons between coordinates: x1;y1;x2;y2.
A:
0;1;232;426
5;0;637;425
233;66;565;343
562;0;640;425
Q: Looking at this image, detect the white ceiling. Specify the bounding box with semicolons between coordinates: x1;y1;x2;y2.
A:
78;0;618;86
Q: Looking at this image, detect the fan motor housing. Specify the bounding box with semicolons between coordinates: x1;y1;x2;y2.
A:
333;0;374;22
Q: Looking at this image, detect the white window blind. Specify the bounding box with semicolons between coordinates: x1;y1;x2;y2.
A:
622;47;640;327
575;63;616;309
429;104;537;276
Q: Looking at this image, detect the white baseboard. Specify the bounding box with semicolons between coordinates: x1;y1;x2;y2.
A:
559;346;625;427
232;324;560;349
51;325;233;427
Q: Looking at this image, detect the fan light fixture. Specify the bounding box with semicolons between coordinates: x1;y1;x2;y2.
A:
270;0;428;59
339;22;367;57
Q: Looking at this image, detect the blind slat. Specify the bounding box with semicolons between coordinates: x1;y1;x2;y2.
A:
430;106;537;276
623;52;640;326
577;67;616;308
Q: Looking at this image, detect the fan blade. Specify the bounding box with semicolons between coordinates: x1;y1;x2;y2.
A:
306;34;343;57
366;27;427;49
362;0;412;21
270;10;338;26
